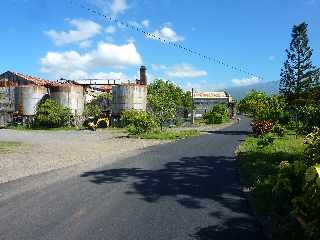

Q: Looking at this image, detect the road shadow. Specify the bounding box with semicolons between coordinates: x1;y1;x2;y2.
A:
81;154;263;238
191;217;263;240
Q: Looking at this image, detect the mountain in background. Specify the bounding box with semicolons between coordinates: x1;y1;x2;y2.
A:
225;80;280;100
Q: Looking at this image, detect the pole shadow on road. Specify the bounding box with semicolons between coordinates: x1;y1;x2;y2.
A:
81;154;263;239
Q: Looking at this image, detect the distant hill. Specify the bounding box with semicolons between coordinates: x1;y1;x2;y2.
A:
225;80;280;100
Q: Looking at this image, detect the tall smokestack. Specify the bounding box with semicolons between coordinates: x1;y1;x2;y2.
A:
140;65;147;85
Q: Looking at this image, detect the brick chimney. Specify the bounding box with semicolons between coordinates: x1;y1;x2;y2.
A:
139;66;147;85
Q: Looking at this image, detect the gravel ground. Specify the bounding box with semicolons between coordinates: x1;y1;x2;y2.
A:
0;122;235;184
0;129;167;184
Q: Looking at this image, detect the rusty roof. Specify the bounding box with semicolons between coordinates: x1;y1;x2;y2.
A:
0;71;81;88
13;72;52;86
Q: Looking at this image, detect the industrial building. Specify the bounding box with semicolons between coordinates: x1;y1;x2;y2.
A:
192;91;235;118
0;71;86;126
0;66;148;127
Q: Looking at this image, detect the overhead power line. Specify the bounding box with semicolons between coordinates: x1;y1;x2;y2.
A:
67;0;264;80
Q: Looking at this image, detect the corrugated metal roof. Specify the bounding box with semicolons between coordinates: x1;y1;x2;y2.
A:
0;71;81;88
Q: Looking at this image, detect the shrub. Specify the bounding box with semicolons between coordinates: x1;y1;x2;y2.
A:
83;102;101;119
34;99;73;128
273;123;285;137
203;104;229;124
297;105;320;134
96;118;109;128
257;133;274;148
292;164;320;239
304;127;320;167
122;110;158;135
251;120;273;136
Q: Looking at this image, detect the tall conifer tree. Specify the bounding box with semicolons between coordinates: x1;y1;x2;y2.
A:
279;22;317;100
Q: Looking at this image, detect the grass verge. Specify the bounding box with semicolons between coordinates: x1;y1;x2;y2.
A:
0;141;22;153
236;132;306;239
136;129;201;140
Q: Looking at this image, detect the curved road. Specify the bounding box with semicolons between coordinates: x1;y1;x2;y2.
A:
0;118;264;240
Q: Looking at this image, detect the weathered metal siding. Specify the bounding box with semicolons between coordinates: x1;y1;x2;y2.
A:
14;86;48;116
0;87;15;126
50;85;85;115
112;84;147;115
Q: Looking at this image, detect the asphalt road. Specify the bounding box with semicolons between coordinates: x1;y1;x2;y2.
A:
0;118;265;240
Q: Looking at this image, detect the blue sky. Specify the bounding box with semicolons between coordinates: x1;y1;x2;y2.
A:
0;0;319;91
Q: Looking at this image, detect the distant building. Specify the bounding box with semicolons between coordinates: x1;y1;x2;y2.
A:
192;91;234;118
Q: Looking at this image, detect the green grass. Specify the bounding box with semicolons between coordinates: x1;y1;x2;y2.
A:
237;132;305;188
0;141;22;153
137;129;201;140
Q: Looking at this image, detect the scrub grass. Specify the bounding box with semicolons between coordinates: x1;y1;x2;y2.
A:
0;141;22;153
137;129;201;140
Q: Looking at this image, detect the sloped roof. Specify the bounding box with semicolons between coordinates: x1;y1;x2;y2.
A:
0;71;80;87
13;72;52;86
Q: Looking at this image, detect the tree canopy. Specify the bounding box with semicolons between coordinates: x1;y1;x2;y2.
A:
147;79;192;129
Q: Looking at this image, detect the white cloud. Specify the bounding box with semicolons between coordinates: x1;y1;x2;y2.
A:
105;25;116;34
165;64;207;78
231;77;261;86
45;19;102;46
40;42;143;77
141;19;150;28
109;0;128;16
79;40;92;49
148;26;184;42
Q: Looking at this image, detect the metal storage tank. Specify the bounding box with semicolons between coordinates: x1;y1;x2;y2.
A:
112;84;147;115
50;85;85;115
14;85;48;115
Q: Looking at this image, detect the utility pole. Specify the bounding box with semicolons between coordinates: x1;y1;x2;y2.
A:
191;88;195;125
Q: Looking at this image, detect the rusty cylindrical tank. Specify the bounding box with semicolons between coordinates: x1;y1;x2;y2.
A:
112;84;147;115
49;85;85;115
14;85;48;115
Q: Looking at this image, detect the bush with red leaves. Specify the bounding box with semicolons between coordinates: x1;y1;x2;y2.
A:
251;120;273;136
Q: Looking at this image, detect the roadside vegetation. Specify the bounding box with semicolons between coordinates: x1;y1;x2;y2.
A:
237;22;320;240
0;141;21;153
118;80;231;140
